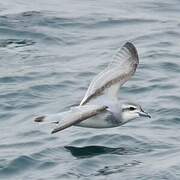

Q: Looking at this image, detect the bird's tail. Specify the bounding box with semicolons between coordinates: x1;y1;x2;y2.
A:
34;105;107;134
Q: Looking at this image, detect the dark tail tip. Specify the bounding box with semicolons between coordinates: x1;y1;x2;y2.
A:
51;130;55;134
34;116;46;122
51;128;58;134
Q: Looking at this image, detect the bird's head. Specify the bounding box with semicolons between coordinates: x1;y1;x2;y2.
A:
121;103;151;123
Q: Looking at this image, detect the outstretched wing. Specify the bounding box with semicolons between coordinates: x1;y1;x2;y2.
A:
34;105;107;134
80;42;139;105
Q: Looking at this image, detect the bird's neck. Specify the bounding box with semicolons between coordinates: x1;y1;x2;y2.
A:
121;112;137;124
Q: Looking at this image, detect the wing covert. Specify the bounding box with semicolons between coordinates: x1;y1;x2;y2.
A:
80;42;139;106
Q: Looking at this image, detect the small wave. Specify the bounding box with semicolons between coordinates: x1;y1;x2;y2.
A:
0;39;35;48
30;84;67;93
0;75;33;83
0;141;43;149
84;18;158;29
95;160;141;176
17;130;46;137
160;62;180;72
37;161;57;170
0;156;39;177
133;30;180;46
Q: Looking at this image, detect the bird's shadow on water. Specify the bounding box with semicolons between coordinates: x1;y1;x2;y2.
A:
64;145;135;158
64;145;142;176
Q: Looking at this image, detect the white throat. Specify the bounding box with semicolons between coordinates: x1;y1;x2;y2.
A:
121;111;138;123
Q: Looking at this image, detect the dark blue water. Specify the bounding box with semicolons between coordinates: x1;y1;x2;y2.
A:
0;0;180;179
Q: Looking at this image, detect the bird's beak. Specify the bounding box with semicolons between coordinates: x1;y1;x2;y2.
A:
139;111;151;118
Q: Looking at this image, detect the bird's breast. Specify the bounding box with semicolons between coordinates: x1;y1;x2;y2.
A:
76;110;121;128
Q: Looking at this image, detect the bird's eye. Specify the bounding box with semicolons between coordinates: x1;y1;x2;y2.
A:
129;107;136;111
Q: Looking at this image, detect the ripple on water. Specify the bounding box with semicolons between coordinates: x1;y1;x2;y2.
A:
0;39;35;48
95;160;141;176
161;62;180;72
0;1;180;179
0;156;39;177
0;75;33;83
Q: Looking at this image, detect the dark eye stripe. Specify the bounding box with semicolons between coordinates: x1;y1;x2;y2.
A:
129;107;136;111
122;106;136;112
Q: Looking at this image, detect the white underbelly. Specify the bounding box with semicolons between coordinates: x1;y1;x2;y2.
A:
76;110;120;128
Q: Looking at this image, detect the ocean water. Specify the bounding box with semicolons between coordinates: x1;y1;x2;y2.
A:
0;0;180;179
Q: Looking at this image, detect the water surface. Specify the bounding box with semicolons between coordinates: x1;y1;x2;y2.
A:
0;0;180;179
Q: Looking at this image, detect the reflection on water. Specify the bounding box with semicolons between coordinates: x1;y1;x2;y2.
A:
65;146;127;158
65;142;153;159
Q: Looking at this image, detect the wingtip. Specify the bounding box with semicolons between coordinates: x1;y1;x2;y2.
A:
124;41;134;47
123;42;139;63
124;41;137;51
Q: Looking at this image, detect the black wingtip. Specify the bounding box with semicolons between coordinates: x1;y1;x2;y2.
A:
124;41;135;49
123;42;139;60
124;42;137;51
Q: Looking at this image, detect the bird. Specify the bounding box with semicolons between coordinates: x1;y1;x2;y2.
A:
34;42;151;134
